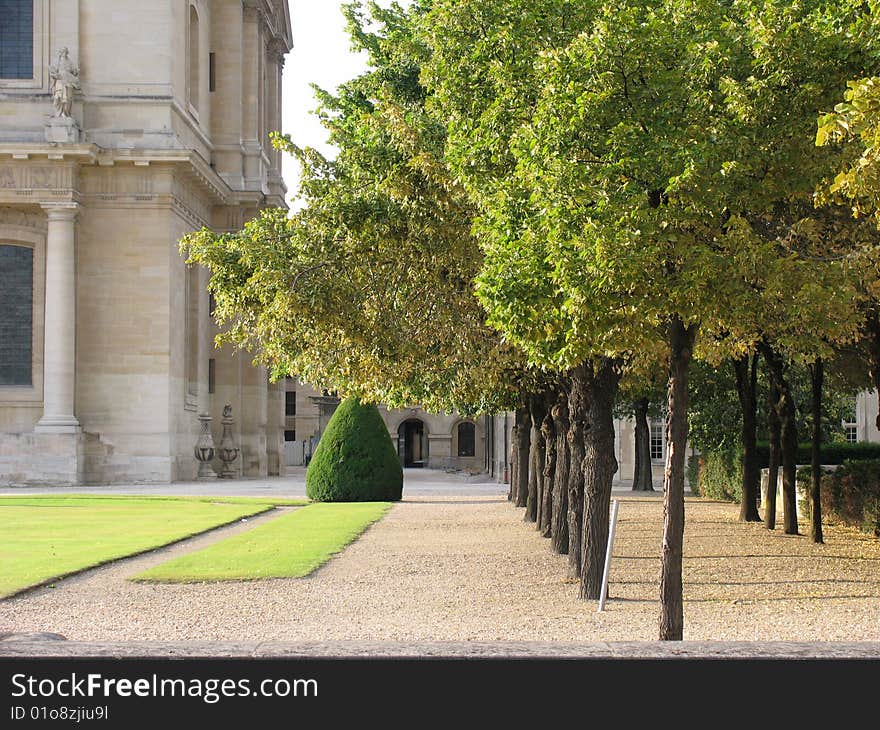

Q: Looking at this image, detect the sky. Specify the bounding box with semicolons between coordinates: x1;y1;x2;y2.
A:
280;2;378;208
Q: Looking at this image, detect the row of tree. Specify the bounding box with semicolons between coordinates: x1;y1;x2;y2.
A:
182;0;880;640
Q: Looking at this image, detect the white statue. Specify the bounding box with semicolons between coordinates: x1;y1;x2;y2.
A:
48;48;80;118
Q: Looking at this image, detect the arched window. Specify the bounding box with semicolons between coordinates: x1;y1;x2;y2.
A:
0;244;33;385
457;421;475;457
188;5;200;111
0;1;34;79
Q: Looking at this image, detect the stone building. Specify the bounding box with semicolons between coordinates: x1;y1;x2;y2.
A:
0;0;293;485
282;379;670;485
280;379;493;475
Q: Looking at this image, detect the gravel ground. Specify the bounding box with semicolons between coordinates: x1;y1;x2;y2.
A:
2;494;880;642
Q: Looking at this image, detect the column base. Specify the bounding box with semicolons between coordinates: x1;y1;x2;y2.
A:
35;416;81;434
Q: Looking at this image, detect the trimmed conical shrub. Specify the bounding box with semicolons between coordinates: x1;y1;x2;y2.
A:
306;397;403;502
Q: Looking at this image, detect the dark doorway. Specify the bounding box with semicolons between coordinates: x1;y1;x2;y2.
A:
398;419;427;468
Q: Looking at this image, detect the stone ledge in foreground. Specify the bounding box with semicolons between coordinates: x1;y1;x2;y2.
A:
1;639;879;659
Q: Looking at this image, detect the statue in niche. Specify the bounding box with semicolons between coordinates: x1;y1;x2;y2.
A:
49;48;80;118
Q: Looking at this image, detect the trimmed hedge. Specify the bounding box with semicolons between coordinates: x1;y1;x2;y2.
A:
305;397;403;502
798;461;880;537
688;448;742;502
692;442;880;504
755;441;880;467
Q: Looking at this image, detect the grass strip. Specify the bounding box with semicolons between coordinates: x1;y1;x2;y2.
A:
134;502;392;582
0;495;306;507
0;496;303;598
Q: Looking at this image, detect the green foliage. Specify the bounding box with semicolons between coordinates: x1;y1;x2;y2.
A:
688;360;743;455
427;0;874;373
686;454;701;496
817;72;880;227
756;440;880;466
306;397;403;502
801;460;880;537
692;447;744;503
689;357;864;453
181;1;529;414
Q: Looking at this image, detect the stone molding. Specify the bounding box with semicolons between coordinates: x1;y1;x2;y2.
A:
0;206;48;231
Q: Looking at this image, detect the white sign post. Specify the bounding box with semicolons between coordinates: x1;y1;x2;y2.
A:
598;499;620;612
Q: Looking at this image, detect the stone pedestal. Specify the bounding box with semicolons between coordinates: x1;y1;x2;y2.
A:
760;467;805;520
0;431;84;486
44;117;81;144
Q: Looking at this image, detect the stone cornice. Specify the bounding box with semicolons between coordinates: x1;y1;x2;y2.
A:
0;144;99;164
243;0;292;54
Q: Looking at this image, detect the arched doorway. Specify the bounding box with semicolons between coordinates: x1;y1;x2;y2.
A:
397;419;427;468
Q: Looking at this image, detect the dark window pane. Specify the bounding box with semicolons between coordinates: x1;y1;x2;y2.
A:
208;358;215;394
457;422;475;457
0;245;33;385
284;430;296;442
285;390;297;416
0;1;34;80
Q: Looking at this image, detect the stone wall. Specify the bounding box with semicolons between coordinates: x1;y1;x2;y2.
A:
0;431;83;486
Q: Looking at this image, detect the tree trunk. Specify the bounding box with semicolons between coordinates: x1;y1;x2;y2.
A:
567;363;590;579
579;358;622;600
632;398;654;491
733;354;761;521
809;358;824;544
659;317;698;642
525;396;546;524
765;376;780;530
509;419;517;502
539;391;557;538
551;387;570;554
763;345;799;536
525;417;539;523
779;388;799;536
513;405;531;508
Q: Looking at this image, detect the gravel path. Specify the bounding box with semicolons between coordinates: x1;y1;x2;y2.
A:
2;494;880;642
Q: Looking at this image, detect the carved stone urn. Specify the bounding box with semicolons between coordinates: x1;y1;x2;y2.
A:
194;413;217;480
217;404;240;479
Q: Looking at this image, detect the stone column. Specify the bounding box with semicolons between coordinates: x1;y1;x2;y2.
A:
239;362;268;477
241;5;263;189
35;202;80;432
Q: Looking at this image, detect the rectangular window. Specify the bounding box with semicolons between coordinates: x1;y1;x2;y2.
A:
0;245;33;385
208;52;216;92
650;420;664;461
844;424;857;444
0;1;34;79
284;429;296;442
285;390;297;416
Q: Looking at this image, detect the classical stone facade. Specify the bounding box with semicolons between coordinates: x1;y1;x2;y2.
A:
0;0;292;485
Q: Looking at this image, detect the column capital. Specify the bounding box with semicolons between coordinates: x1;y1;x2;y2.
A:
268;38;288;64
40;202;80;221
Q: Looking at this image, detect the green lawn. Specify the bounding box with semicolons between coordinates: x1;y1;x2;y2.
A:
134;502;392;583
0;495;306;598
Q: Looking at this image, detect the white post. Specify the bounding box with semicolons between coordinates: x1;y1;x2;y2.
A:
598;499;621;612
